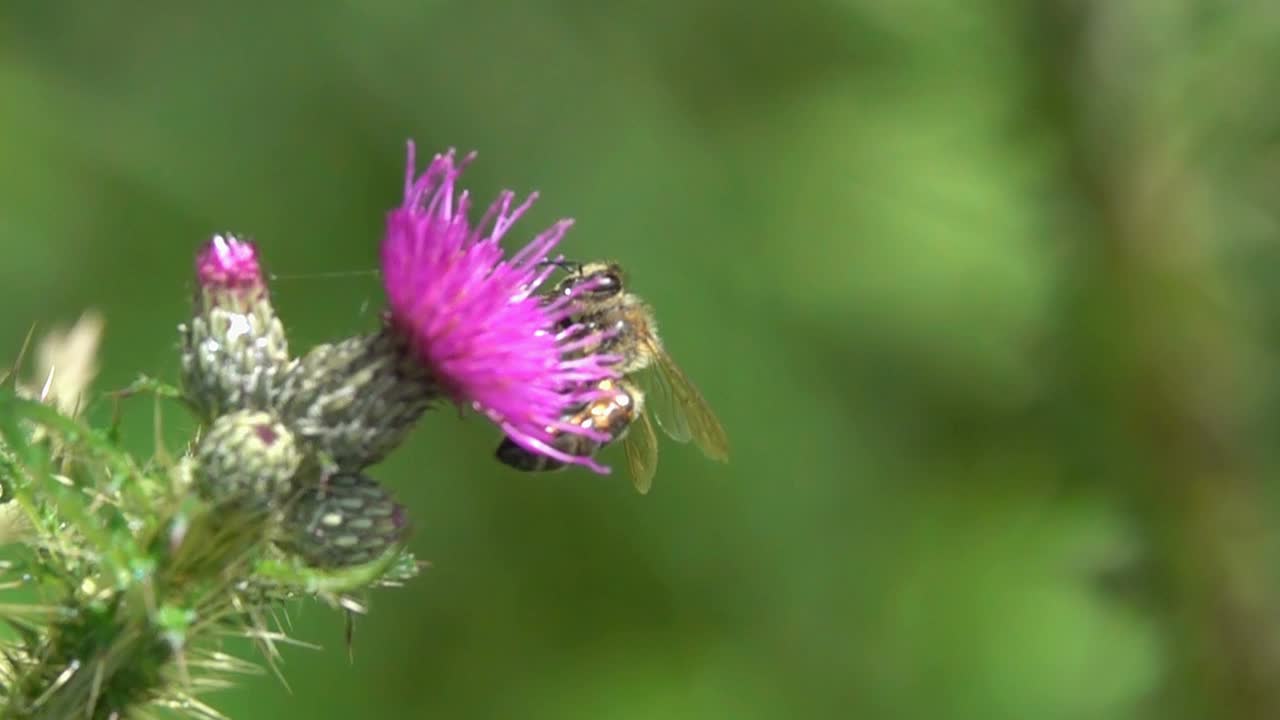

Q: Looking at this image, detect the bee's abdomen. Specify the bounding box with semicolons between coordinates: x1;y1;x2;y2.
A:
495;437;568;472
492;378;638;473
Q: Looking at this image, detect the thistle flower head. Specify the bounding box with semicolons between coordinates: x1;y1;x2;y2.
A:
182;234;290;419
278;472;411;568
193;409;301;510
380;142;619;472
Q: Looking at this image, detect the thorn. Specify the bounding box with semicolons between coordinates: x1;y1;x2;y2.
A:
345;610;356;664
5;323;38;388
38;365;55;403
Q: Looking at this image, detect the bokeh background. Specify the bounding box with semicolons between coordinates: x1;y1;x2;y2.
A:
6;1;1280;718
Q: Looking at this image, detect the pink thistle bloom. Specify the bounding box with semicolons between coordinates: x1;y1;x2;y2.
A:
196;235;264;297
381;142;619;473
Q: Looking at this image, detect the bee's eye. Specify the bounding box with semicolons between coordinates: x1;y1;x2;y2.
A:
558;268;622;298
591;273;621;297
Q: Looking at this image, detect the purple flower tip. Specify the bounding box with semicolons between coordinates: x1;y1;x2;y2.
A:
381;141;620;473
197;234;263;291
254;422;279;446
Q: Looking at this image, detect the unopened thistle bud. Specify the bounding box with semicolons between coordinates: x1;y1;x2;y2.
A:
272;322;438;471
180;235;291;419
278;472;410;568
193;409;301;511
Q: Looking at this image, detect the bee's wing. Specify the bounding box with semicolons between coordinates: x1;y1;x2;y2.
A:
637;340;730;462
636;358;691;443
622;407;659;494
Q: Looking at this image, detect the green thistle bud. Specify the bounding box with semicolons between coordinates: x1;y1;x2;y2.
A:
193;409;301;510
180;235;291;419
273;322;437;471
278;472;410;568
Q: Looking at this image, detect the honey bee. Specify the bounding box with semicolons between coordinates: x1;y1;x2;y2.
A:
494;376;643;473
494;261;729;493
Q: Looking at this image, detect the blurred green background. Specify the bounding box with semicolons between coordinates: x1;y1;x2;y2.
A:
7;1;1280;718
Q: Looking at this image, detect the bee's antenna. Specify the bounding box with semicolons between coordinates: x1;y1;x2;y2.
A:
539;259;581;273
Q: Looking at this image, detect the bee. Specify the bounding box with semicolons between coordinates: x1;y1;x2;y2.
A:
494;376;643;473
494;260;729;493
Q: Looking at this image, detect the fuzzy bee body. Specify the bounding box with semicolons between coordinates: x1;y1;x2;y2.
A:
495;377;642;472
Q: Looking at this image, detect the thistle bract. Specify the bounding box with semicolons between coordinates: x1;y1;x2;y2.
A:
273;323;437;471
278;472;410;568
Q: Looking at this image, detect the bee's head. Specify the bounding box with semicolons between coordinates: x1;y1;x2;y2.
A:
554;260;625;301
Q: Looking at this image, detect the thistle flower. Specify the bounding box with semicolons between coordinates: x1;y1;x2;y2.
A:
380;142;620;472
277;472;410;568
180;234;291;420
